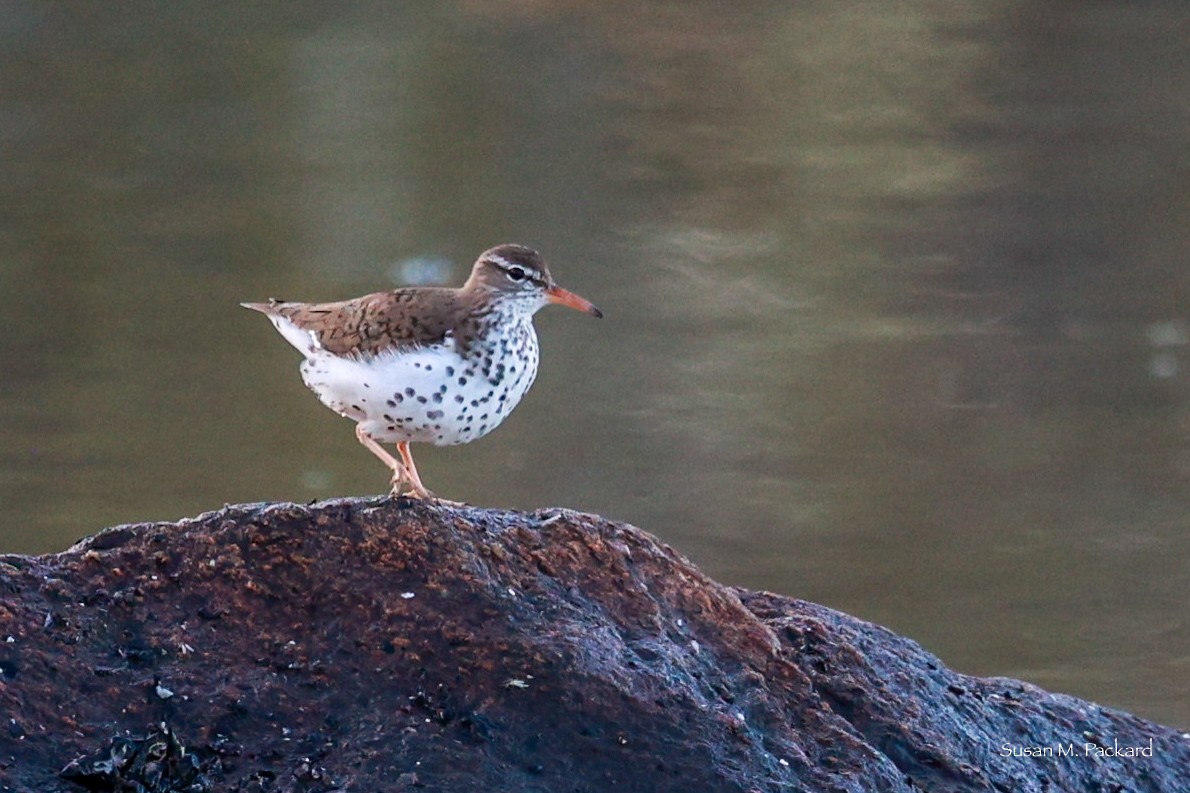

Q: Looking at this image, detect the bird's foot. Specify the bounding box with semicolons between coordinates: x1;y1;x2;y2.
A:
391;485;437;500
388;476;437;501
388;468;410;496
388;484;468;507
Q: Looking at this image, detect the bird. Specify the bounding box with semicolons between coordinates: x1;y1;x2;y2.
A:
242;244;602;499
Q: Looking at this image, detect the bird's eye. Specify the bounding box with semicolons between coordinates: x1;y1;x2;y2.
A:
506;266;527;282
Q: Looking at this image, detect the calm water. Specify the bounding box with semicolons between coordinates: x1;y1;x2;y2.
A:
2;3;1188;728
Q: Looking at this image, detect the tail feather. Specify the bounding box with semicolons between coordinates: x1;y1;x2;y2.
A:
241;300;286;315
242;300;323;356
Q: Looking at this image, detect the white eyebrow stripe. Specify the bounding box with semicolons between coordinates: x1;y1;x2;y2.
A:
487;255;544;282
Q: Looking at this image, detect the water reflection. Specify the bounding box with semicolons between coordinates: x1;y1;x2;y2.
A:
1;2;1188;728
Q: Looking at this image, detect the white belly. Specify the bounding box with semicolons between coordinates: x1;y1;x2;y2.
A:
298;341;539;446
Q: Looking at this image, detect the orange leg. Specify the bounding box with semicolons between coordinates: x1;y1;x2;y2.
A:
396;441;435;500
354;424;408;495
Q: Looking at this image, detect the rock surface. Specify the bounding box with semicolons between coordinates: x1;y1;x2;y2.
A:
0;498;1185;792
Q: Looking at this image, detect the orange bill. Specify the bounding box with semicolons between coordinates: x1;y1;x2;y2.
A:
547;285;603;318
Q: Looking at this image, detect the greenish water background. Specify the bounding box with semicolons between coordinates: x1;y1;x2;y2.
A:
1;2;1187;728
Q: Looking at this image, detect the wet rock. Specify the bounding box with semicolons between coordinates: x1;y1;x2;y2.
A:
0;498;1184;792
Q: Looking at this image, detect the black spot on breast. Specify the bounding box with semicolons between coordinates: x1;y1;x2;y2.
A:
427;410;444;420
458;377;467;386
384;414;394;421
445;366;455;377
432;393;443;403
387;399;398;407
416;396;427;404
405;387;415;397
454;395;465;403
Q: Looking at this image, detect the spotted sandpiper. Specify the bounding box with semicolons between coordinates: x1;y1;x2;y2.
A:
242;244;602;499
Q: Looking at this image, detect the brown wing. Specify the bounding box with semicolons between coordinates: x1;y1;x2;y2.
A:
250;287;473;357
